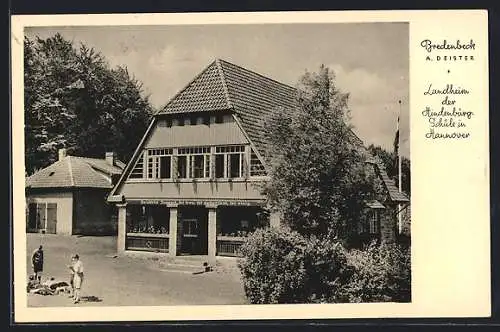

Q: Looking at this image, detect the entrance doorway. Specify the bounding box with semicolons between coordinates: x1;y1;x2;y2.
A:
27;202;57;233
179;206;208;255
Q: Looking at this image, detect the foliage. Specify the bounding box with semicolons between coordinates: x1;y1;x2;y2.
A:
24;33;153;175
367;144;411;195
238;227;353;304
343;241;411;303
261;65;383;242
238;228;411;304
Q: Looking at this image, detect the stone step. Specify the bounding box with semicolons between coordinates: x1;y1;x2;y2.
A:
158;263;209;274
169;256;211;267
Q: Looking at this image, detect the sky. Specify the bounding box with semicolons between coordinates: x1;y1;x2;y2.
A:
26;23;409;158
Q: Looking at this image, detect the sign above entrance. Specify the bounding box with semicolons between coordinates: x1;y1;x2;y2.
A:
128;199;265;208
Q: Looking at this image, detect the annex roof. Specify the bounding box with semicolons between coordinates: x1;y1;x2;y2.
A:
26;155;124;189
366;157;410;203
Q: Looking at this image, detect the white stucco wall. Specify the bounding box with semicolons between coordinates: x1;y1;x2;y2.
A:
26;192;73;235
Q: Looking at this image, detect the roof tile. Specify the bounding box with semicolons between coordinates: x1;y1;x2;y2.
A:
156;58;410;204
26;156;124;189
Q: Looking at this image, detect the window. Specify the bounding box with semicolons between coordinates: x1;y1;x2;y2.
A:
177;155;187;178
215;145;245;178
229;153;242;178
250;149;266;176
215;154;224;178
190;115;197;126
159;156;171;178
145;149;173;179
178;146;210;179
202;115;210;125
183;219;199;236
215;114;223;124
129;152;144;179
368;210;380;234
190;155;205;178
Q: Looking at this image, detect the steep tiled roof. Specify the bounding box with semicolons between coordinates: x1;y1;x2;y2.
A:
158;59;297;157
151;59;409;204
161;61;231;114
26;156;124;189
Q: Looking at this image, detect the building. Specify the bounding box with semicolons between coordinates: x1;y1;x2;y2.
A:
107;59;409;261
26;149;125;235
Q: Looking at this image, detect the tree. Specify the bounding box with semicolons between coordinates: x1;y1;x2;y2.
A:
261;65;384;242
367;144;411;196
24;33;153;174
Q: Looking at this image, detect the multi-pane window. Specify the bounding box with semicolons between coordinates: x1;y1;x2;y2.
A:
129;152;145;179
215;145;245;178
178;147;210;179
250;149;266;176
131;145;256;180
146;149;173;179
368;210;380;234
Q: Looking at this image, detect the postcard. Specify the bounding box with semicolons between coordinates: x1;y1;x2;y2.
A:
11;10;490;322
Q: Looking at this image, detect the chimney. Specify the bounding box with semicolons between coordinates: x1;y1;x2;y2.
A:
58;148;67;161
105;152;115;166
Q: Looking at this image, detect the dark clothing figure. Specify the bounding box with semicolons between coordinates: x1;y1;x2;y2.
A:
31;246;44;281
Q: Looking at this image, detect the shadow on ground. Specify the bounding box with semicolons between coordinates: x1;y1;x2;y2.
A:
81;295;102;303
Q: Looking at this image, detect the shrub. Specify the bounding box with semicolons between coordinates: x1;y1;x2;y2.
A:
342;241;411;303
238;227;353;304
239;229;411;304
238;227;308;304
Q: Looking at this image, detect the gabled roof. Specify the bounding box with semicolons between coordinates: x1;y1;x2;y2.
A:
366;157;409;203
26;156;124;190
158;59;297;157
109;58;409;204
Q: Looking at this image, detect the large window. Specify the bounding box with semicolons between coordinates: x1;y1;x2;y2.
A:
146;149;173;179
131;145;254;180
178;146;210;179
215;145;245;178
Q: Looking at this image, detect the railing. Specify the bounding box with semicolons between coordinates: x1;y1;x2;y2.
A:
126;233;170;253
216;236;246;257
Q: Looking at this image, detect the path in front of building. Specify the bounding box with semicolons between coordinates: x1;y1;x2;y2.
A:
26;234;247;307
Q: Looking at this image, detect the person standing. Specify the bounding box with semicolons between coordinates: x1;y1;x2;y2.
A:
68;254;84;304
31;245;44;282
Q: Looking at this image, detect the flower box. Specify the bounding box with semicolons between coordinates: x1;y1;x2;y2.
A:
126;232;169;238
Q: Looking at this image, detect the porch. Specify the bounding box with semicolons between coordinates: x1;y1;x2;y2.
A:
117;203;271;259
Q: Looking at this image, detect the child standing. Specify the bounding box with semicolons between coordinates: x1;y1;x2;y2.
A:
68;254;84;304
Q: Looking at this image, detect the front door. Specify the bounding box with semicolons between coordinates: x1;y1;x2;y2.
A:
46;203;57;234
36;203;46;231
179;207;208;255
